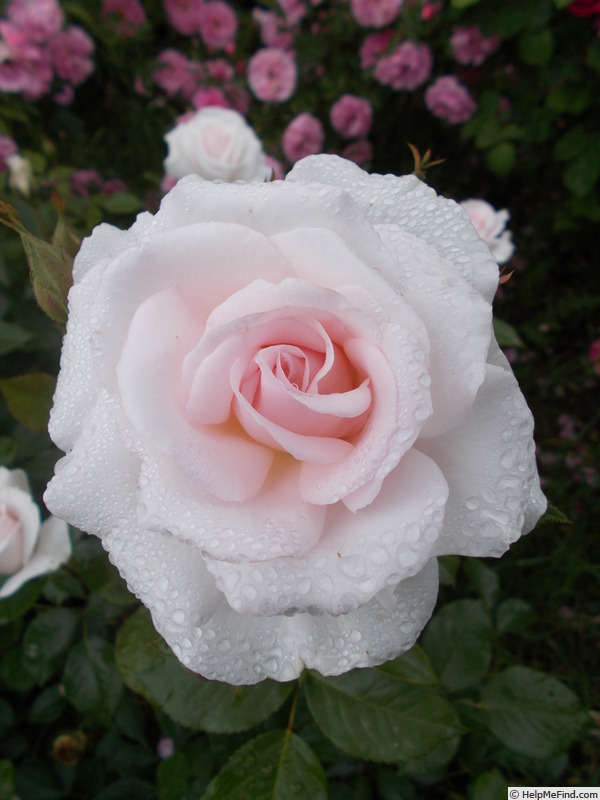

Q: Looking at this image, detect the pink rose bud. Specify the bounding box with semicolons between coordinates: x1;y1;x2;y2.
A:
281;112;324;163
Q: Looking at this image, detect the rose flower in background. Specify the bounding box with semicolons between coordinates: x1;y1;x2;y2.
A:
44;154;545;684
460;198;515;264
163;106;272;187
1;467;71;599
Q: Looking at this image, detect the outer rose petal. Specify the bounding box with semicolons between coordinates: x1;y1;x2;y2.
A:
287;155;499;303
205;449;448;616
375;225;492;436
418;363;547;558
45;395;439;683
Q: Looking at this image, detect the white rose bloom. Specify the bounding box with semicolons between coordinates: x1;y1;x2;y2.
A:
7;153;34;197
460;198;515;265
164;107;272;184
0;467;71;599
45;155;545;684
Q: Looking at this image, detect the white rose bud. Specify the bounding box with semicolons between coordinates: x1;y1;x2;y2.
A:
460;198;515;265
7;153;34;197
164;107;272;184
0;467;71;599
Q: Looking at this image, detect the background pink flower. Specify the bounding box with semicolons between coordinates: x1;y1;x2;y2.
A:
329;94;373;138
373;41;433;90
281;112;324;162
341;138;373;164
191;86;231;109
199;1;238;50
425;75;477;123
102;0;147;38
247;47;297;102
7;0;63;42
152;49;198;98
450;26;500;66
351;0;404;28
359;28;394;69
163;0;202;35
0;135;18;171
49;26;94;86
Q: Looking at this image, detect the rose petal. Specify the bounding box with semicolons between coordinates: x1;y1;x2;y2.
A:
137;454;326;562
116;286;274;501
90;222;290;397
0;516;71;599
376;224;492;436
206;449;448;616
287;154;499;303
417;363;547;558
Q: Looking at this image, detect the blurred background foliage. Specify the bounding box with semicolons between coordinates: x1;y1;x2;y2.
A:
0;0;598;797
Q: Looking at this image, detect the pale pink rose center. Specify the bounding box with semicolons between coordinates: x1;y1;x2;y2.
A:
0;504;24;574
201;125;231;161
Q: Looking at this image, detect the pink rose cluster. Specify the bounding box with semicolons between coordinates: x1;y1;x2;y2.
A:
351;0;404;28
0;135;18;172
163;0;238;50
0;0;94;103
70;168;128;198
329;94;374;165
253;0;307;49
450;26;500;66
102;0;146;38
152;49;249;114
425;75;477;124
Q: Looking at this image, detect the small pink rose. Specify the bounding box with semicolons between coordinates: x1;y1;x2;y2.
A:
247;47;297;102
281;112;324;163
329;94;373;139
0;468;71;599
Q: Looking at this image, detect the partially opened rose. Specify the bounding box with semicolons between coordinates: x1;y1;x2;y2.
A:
1;467;71;599
45;155;546;684
163;107;272;184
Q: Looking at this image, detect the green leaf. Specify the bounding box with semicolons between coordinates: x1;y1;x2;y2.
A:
463;560;500;609
495;598;536;633
546;84;591;114
438;555;460;587
553;126;587;162
304;670;462;764
99;192;144;215
115;607;294;732
200;731;327;800
486;142;517;176
0;320;31;355
157;753;189;800
0;372;56;432
63;637;124;724
0;760;15;800
0;202;72;323
518;29;554;66
0;576;44;622
493;318;524;348
94;778;156;800
28;685;68;723
470;768;507;800
563;140;600;197
0;436;18;466
451;0;481;7
479;666;588;758
377;645;438;686
538;502;571;525
22;608;79;684
422;600;493;692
